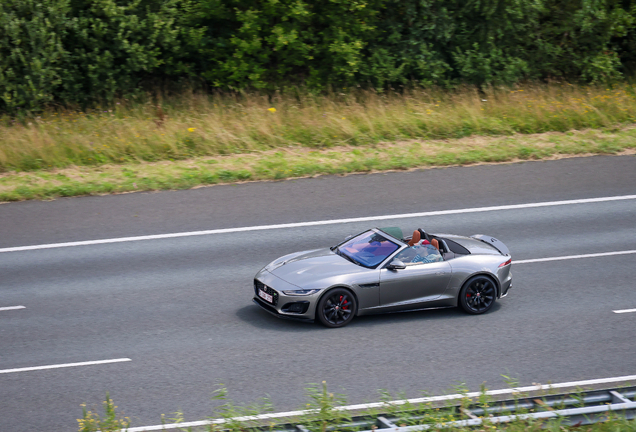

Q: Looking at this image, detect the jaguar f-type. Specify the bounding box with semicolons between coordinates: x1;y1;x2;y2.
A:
253;227;512;328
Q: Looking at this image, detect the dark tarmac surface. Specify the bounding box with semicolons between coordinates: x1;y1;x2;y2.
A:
1;155;635;432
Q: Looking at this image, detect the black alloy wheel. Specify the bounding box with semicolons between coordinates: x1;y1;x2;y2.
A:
317;288;357;328
459;275;496;315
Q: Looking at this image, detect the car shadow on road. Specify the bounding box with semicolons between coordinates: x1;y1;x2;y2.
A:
235;304;318;332
235;302;501;332
350;302;502;328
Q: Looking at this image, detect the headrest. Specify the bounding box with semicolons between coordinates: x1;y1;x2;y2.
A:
408;230;421;246
418;228;431;242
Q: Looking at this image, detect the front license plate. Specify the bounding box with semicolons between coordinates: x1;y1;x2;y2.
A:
258;289;273;304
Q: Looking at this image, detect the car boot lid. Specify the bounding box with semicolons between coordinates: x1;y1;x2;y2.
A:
470;234;510;256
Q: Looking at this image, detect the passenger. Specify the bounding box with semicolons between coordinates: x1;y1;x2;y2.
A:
400;231;443;264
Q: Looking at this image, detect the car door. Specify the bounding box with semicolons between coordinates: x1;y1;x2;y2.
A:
379;253;452;308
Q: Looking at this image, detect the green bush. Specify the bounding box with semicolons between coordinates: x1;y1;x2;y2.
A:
176;0;382;89
59;0;183;106
0;0;183;114
0;0;70;113
1;0;635;114
363;0;635;87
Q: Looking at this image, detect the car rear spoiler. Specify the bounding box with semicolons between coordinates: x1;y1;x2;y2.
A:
471;234;510;256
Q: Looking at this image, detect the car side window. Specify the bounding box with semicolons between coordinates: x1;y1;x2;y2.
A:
395;244;443;266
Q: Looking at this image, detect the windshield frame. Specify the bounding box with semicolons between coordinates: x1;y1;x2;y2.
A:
333;229;406;269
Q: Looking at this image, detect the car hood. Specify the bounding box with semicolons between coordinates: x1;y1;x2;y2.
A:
269;248;369;289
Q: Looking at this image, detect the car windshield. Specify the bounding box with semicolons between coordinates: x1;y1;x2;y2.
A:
336;231;400;268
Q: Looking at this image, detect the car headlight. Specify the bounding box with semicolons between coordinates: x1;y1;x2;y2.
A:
282;289;320;296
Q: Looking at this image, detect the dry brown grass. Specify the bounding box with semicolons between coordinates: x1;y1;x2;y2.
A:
2;125;635;201
1;83;635;173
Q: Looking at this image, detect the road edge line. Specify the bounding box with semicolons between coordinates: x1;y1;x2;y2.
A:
0;358;132;374
126;374;636;432
2;194;636;253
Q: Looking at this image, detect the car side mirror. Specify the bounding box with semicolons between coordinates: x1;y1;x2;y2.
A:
386;259;406;271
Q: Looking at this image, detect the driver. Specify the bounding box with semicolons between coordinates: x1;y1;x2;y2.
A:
411;242;443;264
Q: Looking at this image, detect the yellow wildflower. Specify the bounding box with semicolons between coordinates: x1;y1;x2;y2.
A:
268;107;277;113
188;128;196;132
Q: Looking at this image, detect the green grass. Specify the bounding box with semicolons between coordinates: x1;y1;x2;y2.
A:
1;126;634;202
1;83;636;171
1;82;635;201
77;381;636;432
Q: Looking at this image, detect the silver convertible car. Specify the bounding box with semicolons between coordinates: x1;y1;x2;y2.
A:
253;227;512;328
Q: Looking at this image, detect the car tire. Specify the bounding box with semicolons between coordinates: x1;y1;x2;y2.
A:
316;288;357;328
459;275;497;315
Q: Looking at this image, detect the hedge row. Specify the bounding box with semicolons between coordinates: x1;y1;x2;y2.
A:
1;0;635;114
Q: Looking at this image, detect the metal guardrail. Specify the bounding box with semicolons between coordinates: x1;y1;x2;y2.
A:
279;386;636;432
368;389;636;431
127;384;636;431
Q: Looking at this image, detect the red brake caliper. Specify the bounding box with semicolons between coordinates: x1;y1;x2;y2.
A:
340;295;349;310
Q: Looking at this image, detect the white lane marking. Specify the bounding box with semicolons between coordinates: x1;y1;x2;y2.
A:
2;194;636;254
127;373;636;432
0;358;131;374
515;249;636;264
614;308;636;314
0;305;26;312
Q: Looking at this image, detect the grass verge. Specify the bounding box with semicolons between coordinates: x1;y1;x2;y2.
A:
1;125;635;202
78;381;636;432
1;83;635;174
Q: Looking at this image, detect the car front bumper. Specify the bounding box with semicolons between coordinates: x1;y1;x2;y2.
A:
252;297;315;322
253;271;319;321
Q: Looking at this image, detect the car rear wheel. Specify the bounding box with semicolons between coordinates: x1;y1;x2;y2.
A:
317;288;356;328
459;275;496;315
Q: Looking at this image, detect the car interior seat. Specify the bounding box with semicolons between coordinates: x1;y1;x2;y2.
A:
435;238;456;260
419;229;438;245
408;230;421;246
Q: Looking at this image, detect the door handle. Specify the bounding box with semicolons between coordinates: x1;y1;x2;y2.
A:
436;272;445;275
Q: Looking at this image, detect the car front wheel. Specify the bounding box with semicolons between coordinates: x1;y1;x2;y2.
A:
459;275;496;315
317;288;356;328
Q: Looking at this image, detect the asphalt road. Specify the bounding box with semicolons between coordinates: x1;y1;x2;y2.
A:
1;155;636;432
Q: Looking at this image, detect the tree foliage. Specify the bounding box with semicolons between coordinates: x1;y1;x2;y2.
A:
0;0;634;113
